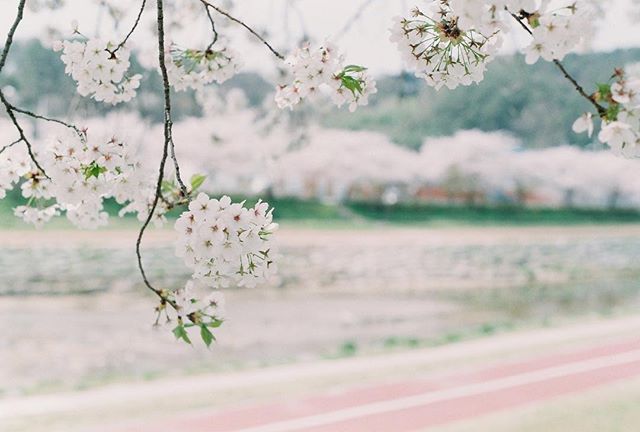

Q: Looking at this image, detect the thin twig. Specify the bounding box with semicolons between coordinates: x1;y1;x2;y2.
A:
0;89;49;177
552;59;606;117
10;104;85;137
109;0;147;55
0;138;22;155
200;0;285;60
203;2;219;50
0;1;49;177
508;10;607;117
135;0;184;308
156;0;188;196
509;10;533;35
0;0;25;73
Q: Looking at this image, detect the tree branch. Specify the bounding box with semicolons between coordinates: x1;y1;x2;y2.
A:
0;0;26;73
10;103;85;137
0;137;22;155
552;59;606;117
0;89;49;177
508;10;607;117
203;2;219;50
109;0;147;55
200;0;285;60
0;1;50;177
157;1;188;197
135;0;185;311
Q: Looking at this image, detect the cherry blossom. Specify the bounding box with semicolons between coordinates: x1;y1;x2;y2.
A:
573;66;640;157
53;39;142;105
166;40;241;92
572;112;594;137
389;4;500;90
275;43;377;112
391;1;594;88
7;128;161;229
175;193;278;290
3;0;638;346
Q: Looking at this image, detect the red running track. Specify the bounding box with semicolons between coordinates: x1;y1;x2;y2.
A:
123;338;640;432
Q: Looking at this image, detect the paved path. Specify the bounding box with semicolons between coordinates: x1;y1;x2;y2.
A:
120;338;640;432
5;316;640;432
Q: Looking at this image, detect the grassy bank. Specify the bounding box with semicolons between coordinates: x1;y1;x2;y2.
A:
2;191;640;229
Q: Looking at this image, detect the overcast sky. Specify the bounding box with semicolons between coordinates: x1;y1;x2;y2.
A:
2;0;639;75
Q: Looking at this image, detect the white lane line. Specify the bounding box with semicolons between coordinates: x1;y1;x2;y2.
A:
4;319;640;420
231;349;640;432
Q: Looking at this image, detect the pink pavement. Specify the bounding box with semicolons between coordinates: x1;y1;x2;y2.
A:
121;338;640;432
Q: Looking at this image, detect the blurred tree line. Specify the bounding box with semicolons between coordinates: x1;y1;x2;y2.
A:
1;39;639;149
0;39;272;123
325;50;640;149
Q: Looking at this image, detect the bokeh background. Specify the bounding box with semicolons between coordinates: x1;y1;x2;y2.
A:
3;1;640;431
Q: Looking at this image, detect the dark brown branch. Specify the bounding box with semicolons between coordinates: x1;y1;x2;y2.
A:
203;2;219;50
156;1;188;196
552;59;606;117
0;138;22;155
135;0;184;310
200;0;285;60
509;11;533;35
0;2;50;177
109;0;147;55
508;11;607;117
0;89;49;177
0;0;25;73
10;104;85;137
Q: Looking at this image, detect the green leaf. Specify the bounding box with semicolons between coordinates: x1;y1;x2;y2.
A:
342;64;367;73
83;161;107;180
596;83;611;98
606;103;621;121
172;324;192;344
206;319;224;328
190;174;207;192
341;75;364;95
200;324;215;347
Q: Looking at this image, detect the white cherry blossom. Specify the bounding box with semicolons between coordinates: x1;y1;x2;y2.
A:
275;42;377;112
54;39;142;105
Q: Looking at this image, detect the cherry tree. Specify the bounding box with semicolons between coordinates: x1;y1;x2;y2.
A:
0;0;635;345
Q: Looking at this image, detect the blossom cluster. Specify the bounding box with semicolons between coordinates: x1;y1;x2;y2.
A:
275;43;377;112
573;66;640;157
390;4;499;90
520;1;593;65
0;146;31;199
175;193;278;290
166;278;227;346
53;39;142;105
166;40;241;92
391;1;594;89
3;129;157;229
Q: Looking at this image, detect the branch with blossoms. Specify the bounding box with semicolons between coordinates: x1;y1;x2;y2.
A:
507;9;606;117
2;0;636;346
199;0;285;60
390;0;640;156
1;0;373;346
0;0;50;176
505;7;640;155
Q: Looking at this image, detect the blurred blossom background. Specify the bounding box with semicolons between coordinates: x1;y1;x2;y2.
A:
3;1;640;431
